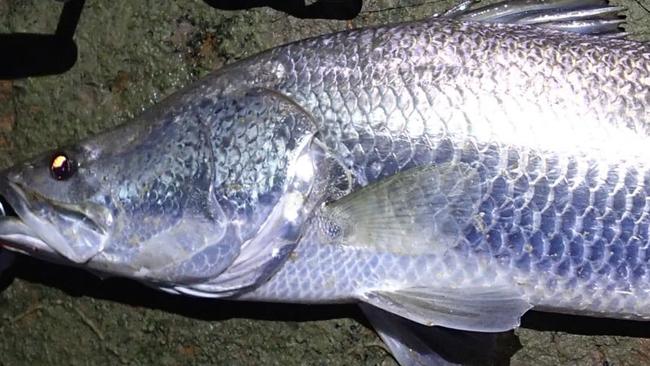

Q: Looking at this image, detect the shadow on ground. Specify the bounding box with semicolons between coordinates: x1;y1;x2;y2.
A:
204;0;362;20
3;254;523;365
3;254;366;324
0;0;360;80
7;255;650;338
4;253;650;365
0;0;84;79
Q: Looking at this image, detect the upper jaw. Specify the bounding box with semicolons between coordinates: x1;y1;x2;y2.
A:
0;181;58;259
0;179;109;263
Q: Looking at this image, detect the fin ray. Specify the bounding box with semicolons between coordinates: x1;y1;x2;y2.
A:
316;163;482;255
362;285;532;332
441;0;627;37
360;304;511;366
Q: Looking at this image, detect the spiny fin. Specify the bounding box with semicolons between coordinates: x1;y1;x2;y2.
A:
360;303;460;366
317;163;481;255
441;0;627;37
360;304;512;366
362;285;532;332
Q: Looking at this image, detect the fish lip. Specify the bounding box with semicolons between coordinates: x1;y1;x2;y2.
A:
0;179;110;263
0;181;56;258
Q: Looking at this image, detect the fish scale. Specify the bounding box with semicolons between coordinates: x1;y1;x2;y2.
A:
0;1;650;363
237;18;650;319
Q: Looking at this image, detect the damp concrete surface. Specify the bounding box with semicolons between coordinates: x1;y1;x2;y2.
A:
1;0;650;365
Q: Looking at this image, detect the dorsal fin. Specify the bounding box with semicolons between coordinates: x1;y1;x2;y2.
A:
441;0;627;37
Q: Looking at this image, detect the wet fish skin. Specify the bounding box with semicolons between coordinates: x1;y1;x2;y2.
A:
221;19;650;320
0;84;321;285
0;3;648;362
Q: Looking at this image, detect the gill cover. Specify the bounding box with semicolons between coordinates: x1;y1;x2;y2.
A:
135;88;323;294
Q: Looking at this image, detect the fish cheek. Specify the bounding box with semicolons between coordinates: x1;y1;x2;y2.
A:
112;176;237;284
155;89;326;296
99;114;238;283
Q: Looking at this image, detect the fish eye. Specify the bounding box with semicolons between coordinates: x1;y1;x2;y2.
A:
50;153;76;181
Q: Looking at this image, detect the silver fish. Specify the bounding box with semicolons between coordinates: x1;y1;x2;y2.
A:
0;204;13;276
0;0;648;364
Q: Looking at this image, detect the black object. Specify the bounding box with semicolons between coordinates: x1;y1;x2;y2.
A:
0;0;85;79
204;0;363;20
0;0;360;80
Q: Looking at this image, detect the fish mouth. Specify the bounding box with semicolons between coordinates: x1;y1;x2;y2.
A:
0;184;58;259
0;181;112;264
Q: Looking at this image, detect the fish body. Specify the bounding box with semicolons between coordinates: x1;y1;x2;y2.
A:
228;17;650;320
0;0;649;364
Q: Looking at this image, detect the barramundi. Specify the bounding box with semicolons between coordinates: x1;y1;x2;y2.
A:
0;0;648;364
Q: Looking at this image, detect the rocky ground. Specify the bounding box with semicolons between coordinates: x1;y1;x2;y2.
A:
1;0;649;365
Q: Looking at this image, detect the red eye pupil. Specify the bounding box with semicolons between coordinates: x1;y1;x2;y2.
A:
50;154;75;180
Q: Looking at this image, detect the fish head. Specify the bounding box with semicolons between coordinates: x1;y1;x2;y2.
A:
0;141;116;264
0;111;186;267
0;88;325;290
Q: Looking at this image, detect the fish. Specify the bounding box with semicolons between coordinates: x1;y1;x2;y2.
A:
0;203;14;276
0;0;648;364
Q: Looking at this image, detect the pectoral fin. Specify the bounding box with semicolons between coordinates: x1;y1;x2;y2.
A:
362;285;531;333
318;163;529;331
317;163;482;255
